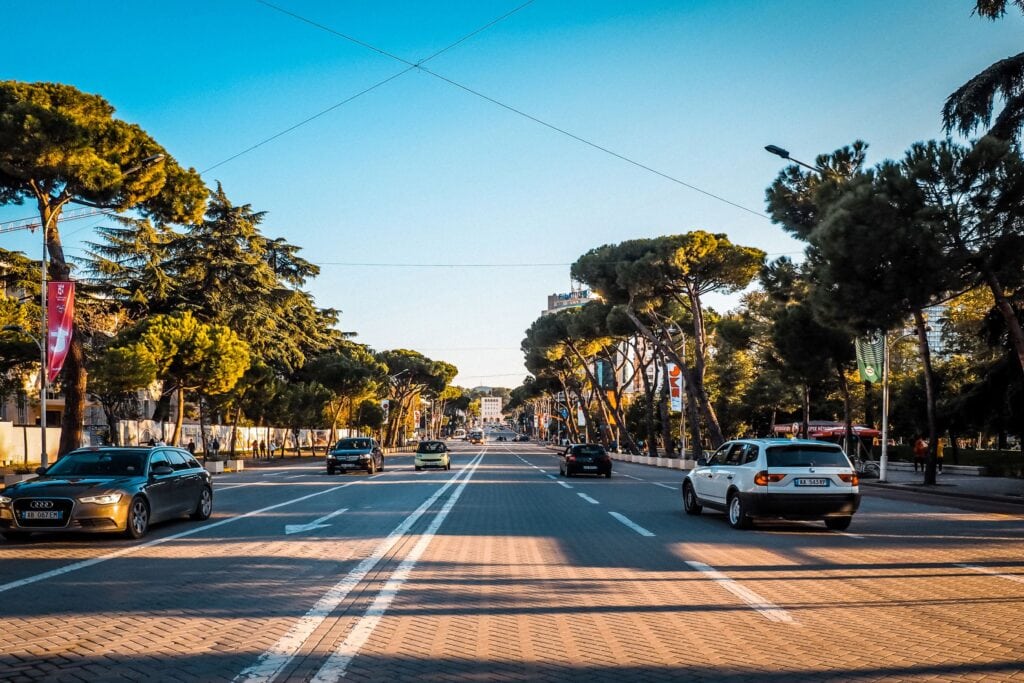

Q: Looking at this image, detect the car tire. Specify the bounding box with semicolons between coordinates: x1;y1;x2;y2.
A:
191;486;213;520
415;466;422;471
727;492;752;529
825;516;853;531
2;531;30;542
367;461;376;475
446;462;451;471
682;482;703;515
605;471;612;478
125;496;150;539
327;466;335;475
565;468;573;478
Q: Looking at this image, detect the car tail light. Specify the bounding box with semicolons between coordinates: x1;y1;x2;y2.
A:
838;472;859;486
754;471;785;486
566;455;575;462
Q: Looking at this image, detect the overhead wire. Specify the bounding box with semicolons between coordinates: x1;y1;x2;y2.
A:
201;1;537;174
254;0;768;220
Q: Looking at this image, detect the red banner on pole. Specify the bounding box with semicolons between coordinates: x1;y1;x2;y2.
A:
47;281;75;384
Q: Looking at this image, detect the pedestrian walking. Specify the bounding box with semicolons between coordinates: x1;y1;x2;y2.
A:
937;437;945;473
186;439;196;456
912;436;927;472
259;439;267;458
250;438;258;458
211;437;221;460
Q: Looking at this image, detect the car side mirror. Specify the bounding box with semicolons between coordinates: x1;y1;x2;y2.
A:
35;466;47;475
151;464;174;476
696;456;709;467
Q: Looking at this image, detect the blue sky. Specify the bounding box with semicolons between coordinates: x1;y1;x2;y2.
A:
2;1;1021;387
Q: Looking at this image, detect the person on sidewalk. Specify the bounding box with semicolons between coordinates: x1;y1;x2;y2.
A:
186;439;196;457
211;437;221;460
259;439;267;458
937;437;945;473
913;436;927;473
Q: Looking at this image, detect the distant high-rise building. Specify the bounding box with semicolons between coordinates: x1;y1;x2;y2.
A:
480;396;503;424
543;286;594;315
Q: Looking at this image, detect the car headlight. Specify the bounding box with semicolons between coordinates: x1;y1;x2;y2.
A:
79;493;122;505
0;495;11;505
327;454;336;459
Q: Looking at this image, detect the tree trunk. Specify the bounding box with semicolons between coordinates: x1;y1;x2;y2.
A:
948;429;960;465
623;307;723;446
802;384;811;439
639;354;659;456
659;370;672;456
837;366;854;455
913;308;939;485
199;398;208;462
984;270;1024;379
173;387;185;446
566;344;639;453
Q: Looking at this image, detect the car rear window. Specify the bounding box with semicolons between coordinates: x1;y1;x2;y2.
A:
766;445;850;468
335;439;371;450
46;450;146;477
572;445;606;456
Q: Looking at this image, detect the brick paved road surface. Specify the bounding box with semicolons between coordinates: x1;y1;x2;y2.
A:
2;443;1023;682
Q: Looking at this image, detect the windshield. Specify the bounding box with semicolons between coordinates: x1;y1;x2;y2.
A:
334;439;372;451
45;450;146;477
572;445;606;456
417;442;445;453
766;445;850;468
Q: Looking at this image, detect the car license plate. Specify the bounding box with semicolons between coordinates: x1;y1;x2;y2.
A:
339;463;355;468
21;510;61;520
583;465;597;470
795;478;828;487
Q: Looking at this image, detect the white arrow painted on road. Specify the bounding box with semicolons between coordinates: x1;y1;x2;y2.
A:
285;507;349;535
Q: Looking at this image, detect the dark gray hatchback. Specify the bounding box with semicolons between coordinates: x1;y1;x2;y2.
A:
0;447;213;541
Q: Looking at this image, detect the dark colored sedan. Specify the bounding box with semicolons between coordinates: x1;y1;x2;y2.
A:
0;447;213;541
326;438;384;475
560;443;612;478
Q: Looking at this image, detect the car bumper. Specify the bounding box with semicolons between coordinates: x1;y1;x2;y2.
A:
1;502;127;533
739;491;861;519
415;458;448;468
566;464;611;476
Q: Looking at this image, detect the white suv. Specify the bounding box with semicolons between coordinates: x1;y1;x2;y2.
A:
682;438;861;530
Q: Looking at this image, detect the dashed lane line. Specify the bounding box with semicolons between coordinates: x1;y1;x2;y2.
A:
557;481;573;489
956;563;1024;585
609;511;655;537
653;482;675;490
685;560;795;624
578;493;599;504
236;451;485;683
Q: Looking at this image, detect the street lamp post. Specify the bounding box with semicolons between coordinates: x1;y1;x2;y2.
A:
3;325;46;466
764;145;825;174
880;330;919;482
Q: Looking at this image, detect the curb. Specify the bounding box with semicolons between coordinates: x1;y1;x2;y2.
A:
861;481;1024;507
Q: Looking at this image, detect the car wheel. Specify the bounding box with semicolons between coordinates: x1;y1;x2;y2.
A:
565;468;573;478
727;492;751;529
378;458;385;472
191;486;213;520
605;471;612;478
2;531;30;542
415;466;422;471
682;482;702;515
367;461;376;475
825;516;852;531
446;462;451;471
125;496;150;539
327;466;335;475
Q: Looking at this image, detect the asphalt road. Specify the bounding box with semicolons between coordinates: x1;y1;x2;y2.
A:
2;442;1023;682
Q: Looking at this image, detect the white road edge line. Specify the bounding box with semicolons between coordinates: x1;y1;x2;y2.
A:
236;451;485;683
685;560;795;624
577;493;599;504
310;450;484;682
609;511;654;537
956;563;1024;584
0;480;360;595
284;474;305;479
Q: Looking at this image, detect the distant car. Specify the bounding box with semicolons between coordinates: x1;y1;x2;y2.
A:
516;435;529;442
415;440;451;471
682;438;861;530
559;443;612;478
469;431;484;445
326;438;384;475
0;446;213;541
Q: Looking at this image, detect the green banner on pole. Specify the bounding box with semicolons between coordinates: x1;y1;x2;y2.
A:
856;335;884;383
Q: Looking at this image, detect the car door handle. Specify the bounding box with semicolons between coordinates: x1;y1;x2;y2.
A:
726;475;733;480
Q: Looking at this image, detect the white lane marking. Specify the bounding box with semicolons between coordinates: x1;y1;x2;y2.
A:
285;507;349;535
263;472;287;477
310;451;483;682
653;482;675;490
792;520;864;539
545;474;556;480
685;561;795;624
285;474;306;479
236;452;484;683
956;563;1024;585
578;493;599;504
557;481;573;489
621;474;643;481
0;480;359;595
609;511;655;537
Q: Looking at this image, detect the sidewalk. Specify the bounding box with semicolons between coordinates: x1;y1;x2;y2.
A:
863;467;1024;506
